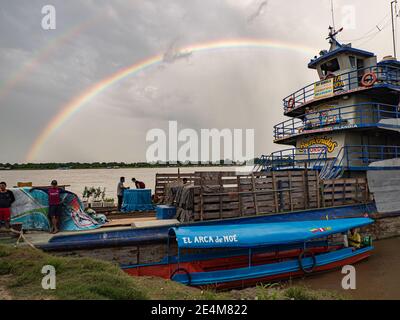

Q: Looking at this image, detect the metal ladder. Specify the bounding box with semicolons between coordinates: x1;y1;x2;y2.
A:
319;147;345;180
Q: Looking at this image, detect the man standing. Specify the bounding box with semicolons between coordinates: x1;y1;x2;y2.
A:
117;177;128;211
0;182;15;229
30;180;72;234
131;178;146;189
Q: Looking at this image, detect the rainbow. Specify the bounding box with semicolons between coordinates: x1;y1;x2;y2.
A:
25;39;317;162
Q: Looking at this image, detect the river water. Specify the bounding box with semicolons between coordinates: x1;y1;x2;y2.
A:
294;237;400;300
0;167;240;199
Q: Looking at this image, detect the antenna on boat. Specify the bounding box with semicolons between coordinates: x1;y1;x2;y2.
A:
391;0;398;59
326;1;343;47
330;0;336;31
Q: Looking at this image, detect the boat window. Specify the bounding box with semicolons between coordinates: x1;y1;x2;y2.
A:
321;58;340;75
349;56;356;68
357;59;364;70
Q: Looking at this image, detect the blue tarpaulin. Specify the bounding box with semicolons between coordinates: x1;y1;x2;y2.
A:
122;189;154;212
169;218;374;249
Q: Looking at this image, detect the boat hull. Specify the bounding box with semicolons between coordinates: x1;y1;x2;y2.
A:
123;246;372;290
39;203;374;252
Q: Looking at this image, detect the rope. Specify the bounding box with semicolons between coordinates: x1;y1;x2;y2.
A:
9;228;37;249
341;14;391;46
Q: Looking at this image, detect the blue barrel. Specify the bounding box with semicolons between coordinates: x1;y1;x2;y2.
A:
156;205;177;220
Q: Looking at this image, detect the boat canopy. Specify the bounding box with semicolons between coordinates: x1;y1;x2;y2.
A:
169;218;373;249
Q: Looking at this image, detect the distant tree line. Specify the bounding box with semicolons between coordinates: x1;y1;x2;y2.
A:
0;160;245;170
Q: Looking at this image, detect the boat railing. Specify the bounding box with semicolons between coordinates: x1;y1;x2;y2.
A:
256;144;400;174
252;154;272;172
342;145;400;168
319;145;400;179
274;102;400;141
283;64;400;113
260;147;328;171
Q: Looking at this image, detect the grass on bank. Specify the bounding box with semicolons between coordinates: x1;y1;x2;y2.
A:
0;244;343;300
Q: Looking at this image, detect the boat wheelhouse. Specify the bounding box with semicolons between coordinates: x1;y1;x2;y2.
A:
256;28;400;179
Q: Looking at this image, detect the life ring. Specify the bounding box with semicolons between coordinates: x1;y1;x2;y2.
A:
170;268;192;285
298;249;317;274
361;72;377;87
287;97;295;112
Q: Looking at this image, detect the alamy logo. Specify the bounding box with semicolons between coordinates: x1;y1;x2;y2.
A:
41;5;56;30
41;265;56;290
146;121;255;165
341;265;356;290
341;5;356;30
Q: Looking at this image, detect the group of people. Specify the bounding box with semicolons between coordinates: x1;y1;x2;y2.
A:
117;177;146;211
0;180;70;234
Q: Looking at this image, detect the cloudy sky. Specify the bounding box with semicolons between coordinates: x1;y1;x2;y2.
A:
0;0;394;163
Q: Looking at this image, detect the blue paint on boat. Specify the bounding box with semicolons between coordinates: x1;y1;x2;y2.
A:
172;246;373;286
170;218;373;249
38;203;376;251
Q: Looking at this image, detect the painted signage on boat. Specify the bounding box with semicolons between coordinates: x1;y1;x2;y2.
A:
182;234;239;245
299;136;338;153
314;76;346;100
314;78;334;100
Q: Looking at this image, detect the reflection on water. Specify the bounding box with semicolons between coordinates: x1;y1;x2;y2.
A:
0;167;240;199
294;237;400;300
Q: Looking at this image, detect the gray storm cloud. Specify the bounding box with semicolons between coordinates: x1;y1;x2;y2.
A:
247;0;268;23
0;0;395;162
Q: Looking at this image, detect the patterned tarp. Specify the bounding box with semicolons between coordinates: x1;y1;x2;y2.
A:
9;188;104;231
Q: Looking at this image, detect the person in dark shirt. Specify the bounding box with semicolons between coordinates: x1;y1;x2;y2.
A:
30;180;73;234
131;178;146;189
0;182;15;229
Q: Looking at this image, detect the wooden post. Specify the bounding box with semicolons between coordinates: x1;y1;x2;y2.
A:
219;173;223;219
304;165;310;209
316;172;321;208
301;171;307;209
331;180;335;207
355;178;359;203
237;175;243;217
288;171;294;212
271;172;279;213
251;173;259;215
200;174;204;221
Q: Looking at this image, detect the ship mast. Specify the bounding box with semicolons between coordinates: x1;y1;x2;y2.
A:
327;1;343;50
391;0;398;59
330;0;336;31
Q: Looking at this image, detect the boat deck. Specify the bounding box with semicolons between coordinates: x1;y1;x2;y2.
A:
3;216;179;247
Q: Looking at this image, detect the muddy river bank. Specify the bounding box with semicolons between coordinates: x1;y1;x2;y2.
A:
294;237;400;299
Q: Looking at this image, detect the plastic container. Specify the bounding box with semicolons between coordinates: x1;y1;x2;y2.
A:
156;205;177;220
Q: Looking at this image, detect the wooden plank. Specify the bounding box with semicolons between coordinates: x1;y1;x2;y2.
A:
219;173;223;219
288;171;294;212
271;172;279;213
251;173;259;215
200;175;204;221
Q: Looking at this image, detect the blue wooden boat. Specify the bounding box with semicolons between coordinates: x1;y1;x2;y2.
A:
124;217;374;289
38;203;374;252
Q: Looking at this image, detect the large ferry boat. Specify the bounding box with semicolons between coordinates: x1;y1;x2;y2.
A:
10;28;400;290
256;27;400;184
